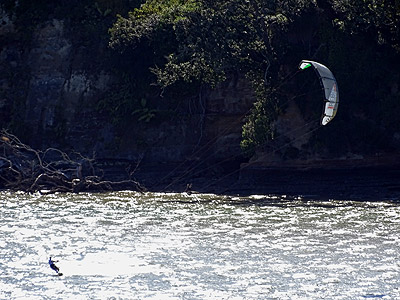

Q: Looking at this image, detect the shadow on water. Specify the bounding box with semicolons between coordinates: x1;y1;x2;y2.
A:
362;294;386;299
184;167;400;202
152;191;399;208
147;167;400;204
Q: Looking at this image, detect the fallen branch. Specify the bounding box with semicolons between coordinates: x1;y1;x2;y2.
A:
0;130;146;193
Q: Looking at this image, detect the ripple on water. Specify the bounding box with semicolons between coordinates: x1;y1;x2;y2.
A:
1;191;400;299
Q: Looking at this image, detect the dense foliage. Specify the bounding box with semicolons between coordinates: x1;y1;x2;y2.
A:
109;0;313;154
109;0;400;157
333;0;400;52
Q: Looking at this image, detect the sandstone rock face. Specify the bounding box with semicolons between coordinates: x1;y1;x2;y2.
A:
0;8;18;127
0;14;255;168
115;75;254;166
0;8;14;36
205;75;254;161
1;11;398;178
22;20;110;148
0;16;113;150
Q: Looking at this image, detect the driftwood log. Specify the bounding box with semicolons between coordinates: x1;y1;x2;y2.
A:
0;130;146;193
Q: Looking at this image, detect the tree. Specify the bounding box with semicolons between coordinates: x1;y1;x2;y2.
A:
109;0;400;157
332;0;400;52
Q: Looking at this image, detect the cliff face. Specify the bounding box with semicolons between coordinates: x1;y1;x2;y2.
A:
1;4;399;185
0;9;253;171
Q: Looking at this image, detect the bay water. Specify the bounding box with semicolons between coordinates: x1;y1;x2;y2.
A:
1;191;399;299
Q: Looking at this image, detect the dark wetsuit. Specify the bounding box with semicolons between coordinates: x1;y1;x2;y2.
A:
49;257;59;273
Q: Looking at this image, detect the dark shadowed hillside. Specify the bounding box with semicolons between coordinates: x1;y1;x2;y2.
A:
1;0;399;194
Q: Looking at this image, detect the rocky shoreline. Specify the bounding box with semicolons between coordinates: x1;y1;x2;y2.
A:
1;129;399;200
234;167;400;201
132;161;400;202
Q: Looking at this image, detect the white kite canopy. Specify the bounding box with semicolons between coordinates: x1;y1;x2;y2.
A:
299;60;339;125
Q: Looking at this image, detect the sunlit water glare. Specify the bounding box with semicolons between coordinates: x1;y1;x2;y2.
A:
1;191;399;299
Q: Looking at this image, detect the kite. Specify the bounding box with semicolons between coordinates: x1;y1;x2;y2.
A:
299;60;339;125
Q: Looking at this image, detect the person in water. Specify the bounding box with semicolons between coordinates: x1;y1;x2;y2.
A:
48;257;60;274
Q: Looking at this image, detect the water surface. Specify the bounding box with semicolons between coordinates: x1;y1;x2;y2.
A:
1;191;399;299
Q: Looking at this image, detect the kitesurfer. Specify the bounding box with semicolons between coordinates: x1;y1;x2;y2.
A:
184;183;192;195
48;257;60;274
